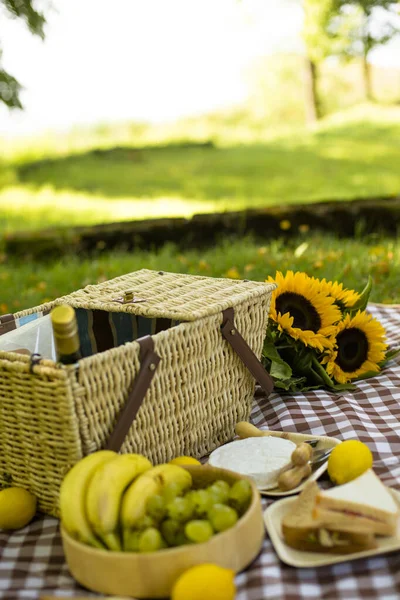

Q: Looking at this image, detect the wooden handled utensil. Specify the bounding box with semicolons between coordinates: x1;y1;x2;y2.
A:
290;442;313;465
235;421;291;440
277;447;333;491
235;422;319;447
278;463;313;491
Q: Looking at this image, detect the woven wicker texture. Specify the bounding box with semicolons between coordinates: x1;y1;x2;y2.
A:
0;352;82;515
77;297;269;460
12;269;275;322
0;270;274;516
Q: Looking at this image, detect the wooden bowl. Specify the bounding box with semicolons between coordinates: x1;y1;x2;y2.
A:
61;465;265;598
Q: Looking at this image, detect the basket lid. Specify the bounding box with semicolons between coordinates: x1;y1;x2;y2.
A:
54;269;276;322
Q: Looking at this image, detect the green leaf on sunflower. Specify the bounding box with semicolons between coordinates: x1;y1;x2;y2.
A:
353;370;380;381
382;348;400;364
273;376;308;391
292;348;313;375
262;339;293;380
326;381;358;391
347;276;372;314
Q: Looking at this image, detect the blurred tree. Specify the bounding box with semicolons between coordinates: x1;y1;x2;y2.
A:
302;0;335;122
0;0;46;108
330;1;400;101
302;0;399;120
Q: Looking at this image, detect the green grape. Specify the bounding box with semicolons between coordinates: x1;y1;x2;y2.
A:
123;530;142;552
208;504;239;532
166;496;194;523
134;515;156;530
212;480;231;496
161;519;183;547
208;482;230;504
162;481;184;503
229;479;252;513
138;527;164;553
146;494;166;522
186;489;213;518
185;519;214;543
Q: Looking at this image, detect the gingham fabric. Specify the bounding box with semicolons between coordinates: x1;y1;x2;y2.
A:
1;303;400;600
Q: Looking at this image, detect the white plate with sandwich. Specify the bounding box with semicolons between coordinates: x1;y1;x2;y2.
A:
264;469;400;567
208;422;341;497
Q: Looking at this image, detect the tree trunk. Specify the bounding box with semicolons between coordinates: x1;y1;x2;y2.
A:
304;57;321;123
362;53;373;101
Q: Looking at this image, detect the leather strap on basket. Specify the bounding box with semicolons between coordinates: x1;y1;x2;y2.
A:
105;336;160;452
221;307;274;397
0;314;17;335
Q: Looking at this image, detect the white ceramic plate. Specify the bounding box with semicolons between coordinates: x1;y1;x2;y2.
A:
258;431;341;497
264;488;400;567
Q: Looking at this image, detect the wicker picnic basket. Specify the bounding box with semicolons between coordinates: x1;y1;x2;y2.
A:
0;269;275;516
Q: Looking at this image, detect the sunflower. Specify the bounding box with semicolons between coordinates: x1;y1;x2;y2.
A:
311;277;360;309
267;271;342;352
322;310;387;384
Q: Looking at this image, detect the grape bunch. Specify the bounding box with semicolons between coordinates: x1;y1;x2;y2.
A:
131;478;252;552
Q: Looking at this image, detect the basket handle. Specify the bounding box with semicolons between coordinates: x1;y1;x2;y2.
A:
105;336;160;452
221;307;273;397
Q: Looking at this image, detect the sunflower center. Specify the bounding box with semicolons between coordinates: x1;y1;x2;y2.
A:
335;327;369;372
276;292;322;332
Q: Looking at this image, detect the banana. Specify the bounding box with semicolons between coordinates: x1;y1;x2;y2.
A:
59;450;117;548
120;464;192;550
86;453;152;550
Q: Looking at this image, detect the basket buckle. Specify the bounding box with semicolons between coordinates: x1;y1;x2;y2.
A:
111;290;147;304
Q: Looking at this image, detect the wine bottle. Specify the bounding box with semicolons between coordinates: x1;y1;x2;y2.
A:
50;305;82;364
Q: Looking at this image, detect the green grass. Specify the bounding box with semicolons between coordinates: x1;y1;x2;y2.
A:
1;104;400;235
1;233;399;314
1;103;400;311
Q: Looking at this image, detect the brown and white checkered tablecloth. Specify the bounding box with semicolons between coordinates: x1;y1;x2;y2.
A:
1;303;400;600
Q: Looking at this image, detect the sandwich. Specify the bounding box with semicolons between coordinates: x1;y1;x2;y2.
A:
314;469;399;537
282;481;378;554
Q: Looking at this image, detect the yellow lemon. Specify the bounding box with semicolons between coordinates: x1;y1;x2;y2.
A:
172;564;236;600
0;487;37;530
327;440;373;485
169;456;201;466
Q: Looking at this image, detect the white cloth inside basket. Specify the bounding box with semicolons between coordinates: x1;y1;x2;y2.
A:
0;314;56;360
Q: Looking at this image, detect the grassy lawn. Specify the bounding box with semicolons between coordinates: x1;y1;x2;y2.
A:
1;103;400;311
1;232;399;314
1;104;400;234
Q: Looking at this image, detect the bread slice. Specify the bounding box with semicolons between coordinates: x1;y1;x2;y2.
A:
313;507;395;536
315;470;399;536
282;482;377;554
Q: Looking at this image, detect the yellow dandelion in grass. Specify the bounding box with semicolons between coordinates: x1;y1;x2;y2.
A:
244;263;255;272
313;260;324;270
280;220;291;231
225;267;240;279
198;260;210;271
322;310;387;384
266;271;342;351
311;278;360;309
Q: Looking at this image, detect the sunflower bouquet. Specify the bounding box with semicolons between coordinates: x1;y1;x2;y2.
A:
262;271;398;393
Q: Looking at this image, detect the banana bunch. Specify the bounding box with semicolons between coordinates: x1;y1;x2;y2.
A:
59;451;192;551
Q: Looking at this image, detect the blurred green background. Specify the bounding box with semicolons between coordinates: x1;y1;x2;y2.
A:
1;1;400;310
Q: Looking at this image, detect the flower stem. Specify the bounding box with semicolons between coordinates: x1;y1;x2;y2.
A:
311;356;335;388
